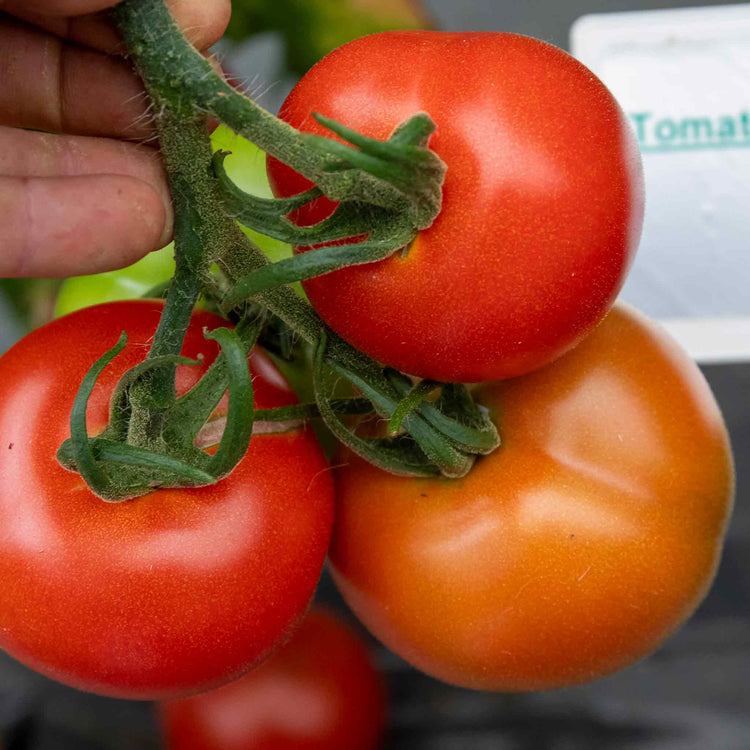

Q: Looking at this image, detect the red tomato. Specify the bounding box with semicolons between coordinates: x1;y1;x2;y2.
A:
329;304;734;691
0;301;334;699
162;608;387;749
268;31;644;383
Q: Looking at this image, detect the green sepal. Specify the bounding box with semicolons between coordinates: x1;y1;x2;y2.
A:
307;111;444;227
313;333;440;477
254;398;373;422
329;359;474;478
107;352;202;441
57;438;216;496
216;150;397;247
202;326;256;479
223;230;405;306
215;146;416;306
59;332;128;500
387;371;500;455
166;320;259;442
388;379;440;436
213;150;321;221
313;112;436;165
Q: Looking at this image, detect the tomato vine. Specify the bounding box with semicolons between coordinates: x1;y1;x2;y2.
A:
55;0;500;502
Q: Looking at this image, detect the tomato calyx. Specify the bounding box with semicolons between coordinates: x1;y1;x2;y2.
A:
213;117;442;304
56;321;259;502
312;334;499;477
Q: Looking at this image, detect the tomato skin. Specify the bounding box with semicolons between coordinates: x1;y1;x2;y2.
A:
162;608;387;750
329;304;734;691
268;31;643;383
0;301;334;699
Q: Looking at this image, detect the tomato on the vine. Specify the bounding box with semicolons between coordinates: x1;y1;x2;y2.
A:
0;301;334;699
268;31;644;383
329;304;734;691
162;608;387;750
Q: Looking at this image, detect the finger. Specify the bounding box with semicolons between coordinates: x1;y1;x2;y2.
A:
0;174;169;278
164;0;232;51
0;127;167;197
1;15;229;139
0;127;174;278
0;9;123;55
0;16;154;139
3;1;118;15
2;0;231;55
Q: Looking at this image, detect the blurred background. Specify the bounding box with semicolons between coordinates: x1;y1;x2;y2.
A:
1;1;749;748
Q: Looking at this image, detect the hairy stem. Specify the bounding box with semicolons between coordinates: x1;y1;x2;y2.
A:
113;0;444;221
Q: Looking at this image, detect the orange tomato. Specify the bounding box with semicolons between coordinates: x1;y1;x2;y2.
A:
329;304;734;691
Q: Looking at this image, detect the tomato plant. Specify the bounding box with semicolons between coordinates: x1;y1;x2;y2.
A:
268;31;644;383
0;301;334;699
162;608;387;749
329;304;734;691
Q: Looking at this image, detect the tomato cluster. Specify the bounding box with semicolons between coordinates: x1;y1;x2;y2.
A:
268;31;733;691
0;28;734;730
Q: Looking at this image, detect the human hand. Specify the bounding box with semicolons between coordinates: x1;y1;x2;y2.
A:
0;0;231;277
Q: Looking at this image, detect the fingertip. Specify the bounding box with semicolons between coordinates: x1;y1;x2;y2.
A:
168;0;232;50
65;174;172;273
156;186;175;248
101;174;173;266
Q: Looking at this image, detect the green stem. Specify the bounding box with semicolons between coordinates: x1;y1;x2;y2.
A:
143;109;222;392
114;0;320;177
110;31;239;438
112;0;444;224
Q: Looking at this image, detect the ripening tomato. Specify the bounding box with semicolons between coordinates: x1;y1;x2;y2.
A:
162;608;387;749
268;31;644;383
329;304;734;691
0;301;334;699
